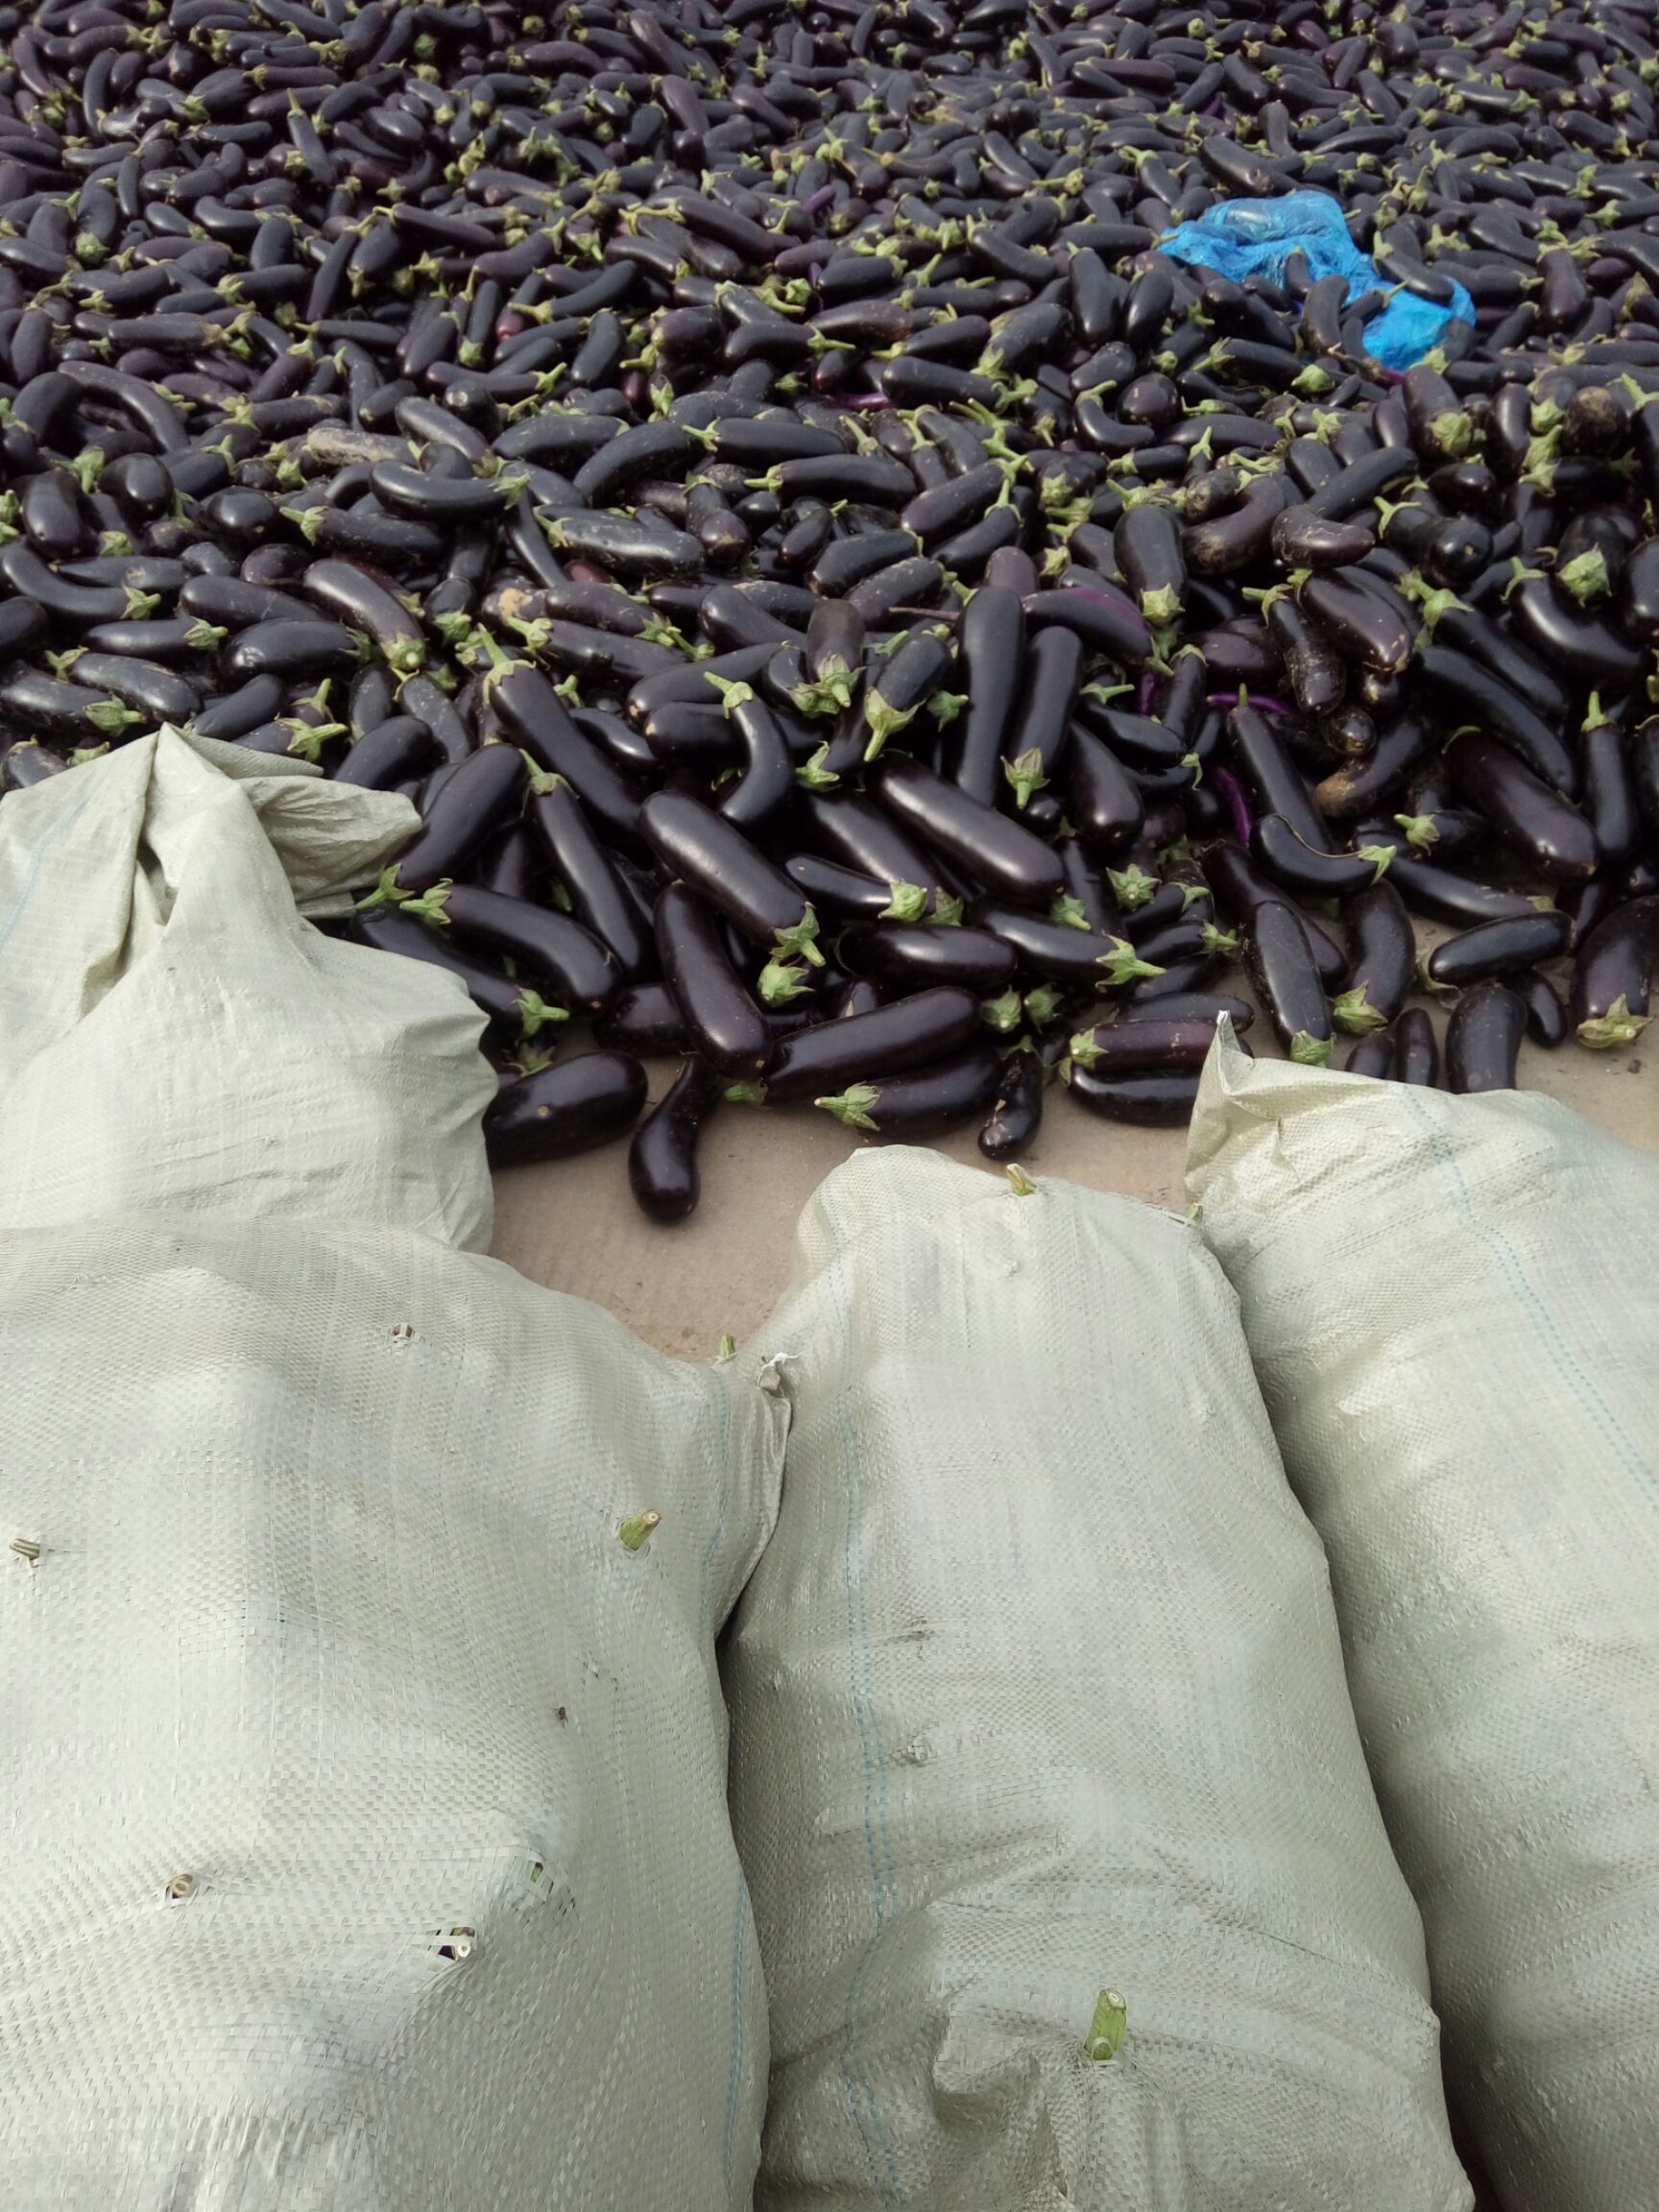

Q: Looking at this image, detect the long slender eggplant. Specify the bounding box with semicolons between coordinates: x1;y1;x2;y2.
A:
1444;731;1600;883
872;755;1064;907
1067;1066;1202;1124
814;1043;1001;1137
402;883;618;1016
1334;878;1416;1036
763;986;983;1105
1571;896;1659;1047
1393;1007;1440;1088
372;742;525;900
641;790;821;966
1426;910;1573;988
1246;900;1334;1065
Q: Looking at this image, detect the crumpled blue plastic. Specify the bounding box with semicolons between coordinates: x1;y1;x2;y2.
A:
1158;190;1475;373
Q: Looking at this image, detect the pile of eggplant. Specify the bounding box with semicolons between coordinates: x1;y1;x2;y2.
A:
1;0;1658;1220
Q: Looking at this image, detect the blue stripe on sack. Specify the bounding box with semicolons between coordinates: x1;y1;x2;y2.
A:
0;785;96;962
1406;1090;1656;1496
824;1179;906;2206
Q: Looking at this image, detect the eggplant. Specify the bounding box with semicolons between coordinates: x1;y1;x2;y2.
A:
872;755;1064;908
1446;980;1527;1094
641;791;821;966
845;924;1016;994
1067;1066;1202;1125
1444;732;1600;884
403;884;618;1017
1344;1034;1396;1079
1246;900;1334;1066
373;743;525;901
978;1047;1046;1163
763;986;984;1106
525;768;652;982
1393;1007;1440;1088
597;983;692;1058
485;1052;648;1167
1425;910;1574;989
978;905;1166;992
1068;1018;1222;1076
1334;878;1415;1036
628;1056;723;1224
353;906;565;1045
1252;815;1390;901
815;1044;1001;1138
1571;896;1659;1048
654;881;771;1078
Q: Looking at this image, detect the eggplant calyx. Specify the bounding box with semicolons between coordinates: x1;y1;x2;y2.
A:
1556;548;1610;606
1575;995;1648;1051
1050;894;1092;932
1005;1164;1038;1197
707;675;755;713
1332;985;1389;1037
758;958;813;1006
1107;863;1158;912
1288;1030;1334;1068
1140;584;1182;631
862;692;918;761
617;1509;661;1553
1024;983;1065;1026
1003;746;1048;810
517;990;568;1038
879;880;930;924
934;892;965;926
1067;1027;1103;1070
773;907;825;968
394;879;454;926
1414;952;1456;999
1358;845;1396;881
1394;811;1439;851
1085;1989;1127;2065
981;988;1023;1033
1200;923;1240;957
724;1080;767;1106
815;1083;880;1132
1097;939;1164;988
795;745;839;792
929;688;969;725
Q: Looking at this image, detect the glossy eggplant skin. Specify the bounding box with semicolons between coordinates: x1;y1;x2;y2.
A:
1444;733;1599;884
1334;878;1414;1036
641;790;817;953
1246;900;1333;1066
873;755;1066;907
388;743;525;898
1446;980;1527;1094
1425;910;1573;989
485;1052;648;1167
1067;1066;1202;1124
413;884;619;1017
844;924;1017;994
1068;1018;1221;1075
955;586;1025;805
818;1044;1000;1138
628;1056;722;1223
655;880;771;1080
596;982;692;1057
1571;896;1659;1047
764;986;982;1106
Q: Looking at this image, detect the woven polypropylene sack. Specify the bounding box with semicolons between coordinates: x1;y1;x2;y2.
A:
0;725;493;1243
0;736;785;2211
1186;1028;1659;2212
724;1148;1469;2212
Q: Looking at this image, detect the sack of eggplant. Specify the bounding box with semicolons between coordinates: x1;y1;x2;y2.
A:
0;0;1656;1225
0;722;787;2210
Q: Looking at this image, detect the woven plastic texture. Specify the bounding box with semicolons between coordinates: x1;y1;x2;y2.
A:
0;735;785;2210
1186;1028;1659;2212
0;725;494;1246
725;1148;1469;2212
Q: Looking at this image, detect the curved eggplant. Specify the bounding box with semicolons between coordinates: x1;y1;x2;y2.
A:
1444;731;1599;884
1393;1007;1440;1088
1334;878;1415;1036
405;883;618;1016
485;1051;648;1166
978;1046;1046;1162
642;790;820;963
628;1056;722;1223
872;755;1065;907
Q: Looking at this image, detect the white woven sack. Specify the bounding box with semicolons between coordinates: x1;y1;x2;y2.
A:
725;1148;1469;2212
1186;1027;1659;2212
0;733;784;2211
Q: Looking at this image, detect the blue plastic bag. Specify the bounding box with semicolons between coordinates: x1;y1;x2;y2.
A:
1158;190;1474;373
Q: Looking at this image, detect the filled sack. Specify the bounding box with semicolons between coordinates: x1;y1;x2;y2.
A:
1187;1027;1659;2212
725;1147;1470;2212
0;732;784;2211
